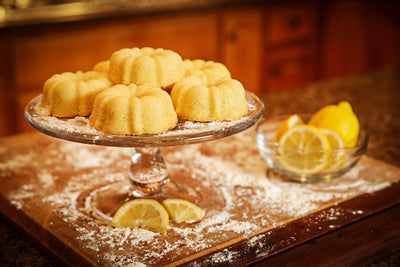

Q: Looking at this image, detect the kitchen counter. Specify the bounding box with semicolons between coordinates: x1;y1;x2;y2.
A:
1;66;399;265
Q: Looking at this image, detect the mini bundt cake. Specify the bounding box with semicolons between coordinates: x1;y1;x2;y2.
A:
108;47;184;88
89;84;178;135
183;59;231;80
41;71;112;117
93;60;109;73
170;75;248;122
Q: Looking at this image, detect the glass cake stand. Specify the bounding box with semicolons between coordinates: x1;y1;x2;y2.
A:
25;92;264;220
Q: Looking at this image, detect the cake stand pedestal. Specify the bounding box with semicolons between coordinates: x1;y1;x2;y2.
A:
25;92;264;220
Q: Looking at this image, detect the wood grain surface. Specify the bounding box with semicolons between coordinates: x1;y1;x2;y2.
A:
0;129;399;266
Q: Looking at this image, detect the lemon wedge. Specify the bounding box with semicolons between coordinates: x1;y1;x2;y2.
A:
274;114;304;142
112;199;169;234
278;125;330;174
308;101;359;147
162;199;203;223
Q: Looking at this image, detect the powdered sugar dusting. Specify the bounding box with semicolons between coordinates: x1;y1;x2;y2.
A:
0;129;398;266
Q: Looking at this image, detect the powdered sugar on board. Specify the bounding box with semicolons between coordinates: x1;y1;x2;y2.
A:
0;130;399;266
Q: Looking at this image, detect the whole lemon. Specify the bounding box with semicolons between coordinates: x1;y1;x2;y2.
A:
308;101;359;147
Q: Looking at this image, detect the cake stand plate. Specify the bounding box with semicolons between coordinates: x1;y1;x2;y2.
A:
25;92;264;147
25;91;264;220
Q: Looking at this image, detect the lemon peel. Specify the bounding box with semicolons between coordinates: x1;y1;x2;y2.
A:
308;101;359;147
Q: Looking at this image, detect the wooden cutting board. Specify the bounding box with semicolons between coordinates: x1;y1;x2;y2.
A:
0;130;399;266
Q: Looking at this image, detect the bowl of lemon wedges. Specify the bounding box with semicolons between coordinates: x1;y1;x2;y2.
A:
256;101;368;182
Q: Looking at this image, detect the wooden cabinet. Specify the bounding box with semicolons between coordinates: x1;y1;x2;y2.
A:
320;0;400;79
220;3;319;94
220;7;264;95
219;0;400;94
1;0;399;137
262;3;319;93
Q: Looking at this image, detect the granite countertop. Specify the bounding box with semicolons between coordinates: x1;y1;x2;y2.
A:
1;66;400;265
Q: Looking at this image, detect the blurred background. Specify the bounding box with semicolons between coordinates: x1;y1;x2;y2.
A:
0;0;399;136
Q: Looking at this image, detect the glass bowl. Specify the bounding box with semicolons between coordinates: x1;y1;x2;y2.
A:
255;114;368;182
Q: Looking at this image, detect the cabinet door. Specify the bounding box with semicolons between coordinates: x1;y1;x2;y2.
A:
264;45;316;93
221;4;318;95
263;3;318;93
220;7;263;95
266;4;317;46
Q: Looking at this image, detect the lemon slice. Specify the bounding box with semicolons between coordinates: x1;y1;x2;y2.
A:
321;129;346;172
278;125;330;174
162;199;203;223
274;114;304;142
321;129;343;149
112;199;169;234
